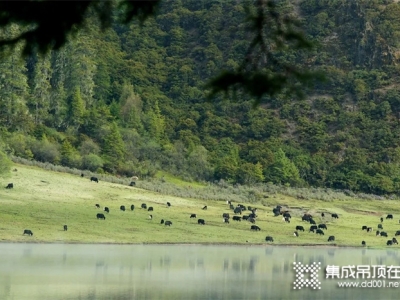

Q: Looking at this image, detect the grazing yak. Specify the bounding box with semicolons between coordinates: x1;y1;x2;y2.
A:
362;225;368;231
316;229;324;235
222;213;230;219
90;177;99;183
63;225;68;231
321;212;325;217
149;215;153;220
318;224;327;230
294;231;299;237
190;214;197;218
331;213;339;219
378;224;383;230
131;205;135;211
165;221;172;226
309;219;316;225
265;236;274;242
367;227;372;232
238;204;246;211
23;229;33;236
273;208;280;216
248;217;256;224
380;231;388;237
247;212;256;219
95;204;100;208
296;226;305;232
251;225;261;231
376;230;380;236
104;207;109;213
233;216;241;221
148;207;153;212
167;202;171;207
6;183;13;189
202;206;207;210
328;236;335;242
223;218;229;224
120;205;126;211
380;217;384;223
96;213;106;220
395;230;400;236
362;241;366;246
234;207;242;214
81;173;84;177
198;219;205;225
309;225;318;233
393;237;399;245
387;214;394;220
160;219;164;224
387;240;393;246
141;203;147;209
129;182;136;186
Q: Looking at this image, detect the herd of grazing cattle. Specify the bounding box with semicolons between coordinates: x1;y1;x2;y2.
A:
9;174;400;246
267;204;400;247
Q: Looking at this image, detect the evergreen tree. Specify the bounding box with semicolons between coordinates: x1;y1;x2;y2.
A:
60;139;74;166
64;32;96;107
29;51;52;125
266;149;301;186
119;83;144;132
68;87;85;128
237;162;264;185
146;100;165;142
102;122;125;171
0;25;30;131
49;48;68;129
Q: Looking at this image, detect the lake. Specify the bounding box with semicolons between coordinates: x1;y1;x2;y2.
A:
1;243;400;299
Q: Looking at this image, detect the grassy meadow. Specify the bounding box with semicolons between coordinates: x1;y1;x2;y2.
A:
1;164;400;248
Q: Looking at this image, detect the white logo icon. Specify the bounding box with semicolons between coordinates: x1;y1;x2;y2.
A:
293;262;322;290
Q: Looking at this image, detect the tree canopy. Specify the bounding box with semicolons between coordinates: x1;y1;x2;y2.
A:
1;0;400;195
0;0;320;104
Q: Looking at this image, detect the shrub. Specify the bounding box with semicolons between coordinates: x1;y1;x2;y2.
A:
0;150;12;177
30;138;60;164
82;154;104;172
7;134;34;159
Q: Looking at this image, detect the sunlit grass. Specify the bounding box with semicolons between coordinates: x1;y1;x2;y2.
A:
155;170;206;188
0;164;399;248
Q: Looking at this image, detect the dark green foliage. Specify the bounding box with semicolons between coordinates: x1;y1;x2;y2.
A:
0;0;160;56
1;0;400;195
205;0;324;106
102;122;125;172
0;150;12;176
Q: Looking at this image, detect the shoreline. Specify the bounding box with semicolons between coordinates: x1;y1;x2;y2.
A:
0;240;382;249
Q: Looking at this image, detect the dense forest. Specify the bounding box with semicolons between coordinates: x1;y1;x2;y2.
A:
1;0;400;195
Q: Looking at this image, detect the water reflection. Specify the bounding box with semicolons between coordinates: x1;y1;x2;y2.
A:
0;244;399;299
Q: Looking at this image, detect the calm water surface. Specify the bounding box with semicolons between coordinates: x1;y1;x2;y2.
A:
1;243;400;299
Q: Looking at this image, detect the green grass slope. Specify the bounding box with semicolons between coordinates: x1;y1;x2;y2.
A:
1;164;400;248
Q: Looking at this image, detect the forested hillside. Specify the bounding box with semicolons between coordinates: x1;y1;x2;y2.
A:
1;0;400;195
